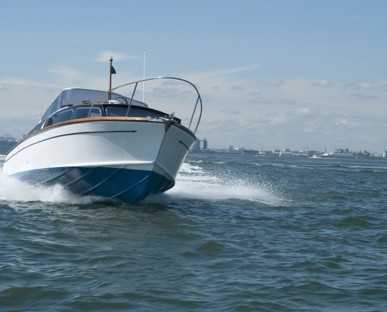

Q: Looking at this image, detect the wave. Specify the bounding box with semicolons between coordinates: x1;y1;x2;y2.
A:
0;173;100;205
148;162;284;206
0;161;284;207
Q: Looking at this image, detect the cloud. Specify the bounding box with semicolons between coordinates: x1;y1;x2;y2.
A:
2;61;386;152
270;115;287;125
335;118;353;126
350;93;378;99
0;76;55;88
248;90;261;97
258;79;285;87
294;107;311;116
221;109;240;115
344;82;374;91
230;85;243;91
221;64;261;76
190;65;260;80
313;79;335;88
48;66;83;80
358;82;372;91
94;51;136;62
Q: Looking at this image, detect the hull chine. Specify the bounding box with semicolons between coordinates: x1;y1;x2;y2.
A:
15;165;174;204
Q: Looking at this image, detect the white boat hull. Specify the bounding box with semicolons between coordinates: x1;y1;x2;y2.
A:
3;119;196;203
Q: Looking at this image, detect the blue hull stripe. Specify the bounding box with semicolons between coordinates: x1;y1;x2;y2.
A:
111;174;151;199
79;166;126;196
64;168;96;187
41;167;71;184
14;166;174;203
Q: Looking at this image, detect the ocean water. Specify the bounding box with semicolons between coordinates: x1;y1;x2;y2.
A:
0;153;387;311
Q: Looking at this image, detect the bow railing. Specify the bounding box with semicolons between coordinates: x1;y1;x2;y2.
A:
112;77;203;134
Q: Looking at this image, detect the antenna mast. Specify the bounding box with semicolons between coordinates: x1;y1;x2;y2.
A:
143;49;146;102
108;57;113;100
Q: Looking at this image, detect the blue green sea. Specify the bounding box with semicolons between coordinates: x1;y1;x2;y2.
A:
1;153;387;311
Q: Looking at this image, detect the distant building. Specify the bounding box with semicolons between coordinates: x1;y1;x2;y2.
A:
203;138;208;150
191;138;208;152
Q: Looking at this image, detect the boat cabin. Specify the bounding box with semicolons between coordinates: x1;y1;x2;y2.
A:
29;88;180;135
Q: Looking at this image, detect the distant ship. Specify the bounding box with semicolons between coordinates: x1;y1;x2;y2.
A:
321;148;354;158
0;136;17;155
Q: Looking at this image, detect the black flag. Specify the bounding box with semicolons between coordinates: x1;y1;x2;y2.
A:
111;65;116;74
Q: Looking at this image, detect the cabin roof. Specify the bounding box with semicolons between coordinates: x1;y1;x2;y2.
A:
40;88;147;121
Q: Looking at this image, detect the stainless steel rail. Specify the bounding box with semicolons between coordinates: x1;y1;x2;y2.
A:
112;77;203;134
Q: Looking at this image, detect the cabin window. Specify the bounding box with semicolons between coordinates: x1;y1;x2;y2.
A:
106;106;128;117
74;107;101;119
41;93;62;121
51;109;74;124
105;106;165;118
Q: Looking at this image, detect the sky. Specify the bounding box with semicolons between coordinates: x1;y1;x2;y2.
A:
1;0;387;152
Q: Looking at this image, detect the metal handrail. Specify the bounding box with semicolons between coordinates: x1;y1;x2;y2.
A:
112;77;203;134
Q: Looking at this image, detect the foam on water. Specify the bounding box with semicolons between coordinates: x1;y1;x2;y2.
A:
158;162;283;206
0;170;98;205
0;161;283;206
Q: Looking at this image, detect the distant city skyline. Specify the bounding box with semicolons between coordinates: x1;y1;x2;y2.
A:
1;1;387;152
194;137;385;155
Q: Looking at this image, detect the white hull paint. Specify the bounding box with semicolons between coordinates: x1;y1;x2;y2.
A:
4;119;196;202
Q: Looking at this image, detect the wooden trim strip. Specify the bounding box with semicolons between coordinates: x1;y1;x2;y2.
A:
45;116;153;129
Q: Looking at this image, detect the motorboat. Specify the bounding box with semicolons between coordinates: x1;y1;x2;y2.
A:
2;74;202;204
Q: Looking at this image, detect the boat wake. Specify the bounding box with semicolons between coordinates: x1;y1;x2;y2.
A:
0;171;99;205
146;162;284;206
0;162;283;207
